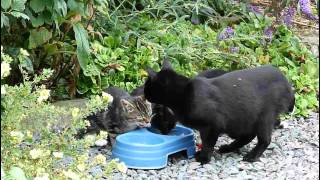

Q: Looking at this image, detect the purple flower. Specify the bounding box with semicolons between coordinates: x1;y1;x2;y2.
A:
229;46;240;53
283;7;295;26
299;0;312;14
225;27;234;36
264;27;273;42
299;0;319;21
218;33;227;40
247;4;261;14
217;26;234;40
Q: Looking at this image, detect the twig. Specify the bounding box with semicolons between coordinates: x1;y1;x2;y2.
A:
86;7;97;29
292;20;319;29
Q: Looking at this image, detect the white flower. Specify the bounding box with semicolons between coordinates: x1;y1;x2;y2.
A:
77;153;89;163
71;108;80;118
37;89;50;103
84;120;90;127
76;163;86;172
10;131;24;139
94;154;106;165
34;173;49;180
84;135;95;144
62;170;79;180
99;131;108;138
10;131;24;143
52;152;64;159
1;46;3;52
117;162;127;174
20;48;30;56
1;61;11;78
30;149;43;159
102;92;113;103
1;85;6;95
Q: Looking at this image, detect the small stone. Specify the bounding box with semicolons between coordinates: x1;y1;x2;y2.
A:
148;170;156;175
137;170;144;174
161;175;169;180
89;166;103;177
140;173;148;179
203;164;213;170
95;139;108;146
171;172;178;178
179;165;187;172
198;168;206;173
228;167;239;175
188;162;201;170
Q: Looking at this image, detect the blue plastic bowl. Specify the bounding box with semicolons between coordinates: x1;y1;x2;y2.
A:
111;124;196;169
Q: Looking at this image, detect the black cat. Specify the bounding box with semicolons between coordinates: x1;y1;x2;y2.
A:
76;87;152;145
131;69;227;134
144;59;295;164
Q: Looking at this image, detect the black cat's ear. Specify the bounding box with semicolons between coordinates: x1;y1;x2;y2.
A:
161;58;172;70
146;67;156;79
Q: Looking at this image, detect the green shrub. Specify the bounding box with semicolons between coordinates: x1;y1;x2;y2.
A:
79;10;319;117
1;0;109;98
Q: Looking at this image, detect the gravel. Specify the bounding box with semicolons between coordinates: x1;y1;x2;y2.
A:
90;112;319;179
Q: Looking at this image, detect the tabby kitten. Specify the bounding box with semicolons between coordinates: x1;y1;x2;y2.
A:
76;87;152;146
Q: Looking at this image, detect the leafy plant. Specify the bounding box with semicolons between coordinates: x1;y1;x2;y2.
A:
1;48;119;179
1;0;109;98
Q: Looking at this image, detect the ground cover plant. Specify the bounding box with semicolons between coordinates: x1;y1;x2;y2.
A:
1;0;319;179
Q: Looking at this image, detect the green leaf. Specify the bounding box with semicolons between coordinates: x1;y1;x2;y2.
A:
284;57;296;68
253;19;260;28
7;167;27;180
30;0;46;13
73;23;90;70
30;13;44;27
54;0;67;17
42;10;53;24
1;0;11;10
28;27;52;48
67;0;85;16
10;11;30;20
20;56;34;73
44;44;58;56
1;13;9;28
299;98;308;109
44;0;54;9
11;0;27;11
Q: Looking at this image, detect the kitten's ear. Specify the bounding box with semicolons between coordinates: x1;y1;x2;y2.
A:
161;58;172;70
146;67;156;79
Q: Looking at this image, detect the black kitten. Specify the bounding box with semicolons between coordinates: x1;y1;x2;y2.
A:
131;69;227;134
131;85;177;134
76;87;151;145
144;59;295;164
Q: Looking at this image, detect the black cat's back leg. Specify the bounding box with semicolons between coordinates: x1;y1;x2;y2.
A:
195;127;219;164
218;135;256;153
243;112;274;162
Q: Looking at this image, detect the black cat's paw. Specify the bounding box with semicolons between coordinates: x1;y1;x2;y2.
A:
243;154;259;162
218;145;234;153
195;151;211;164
